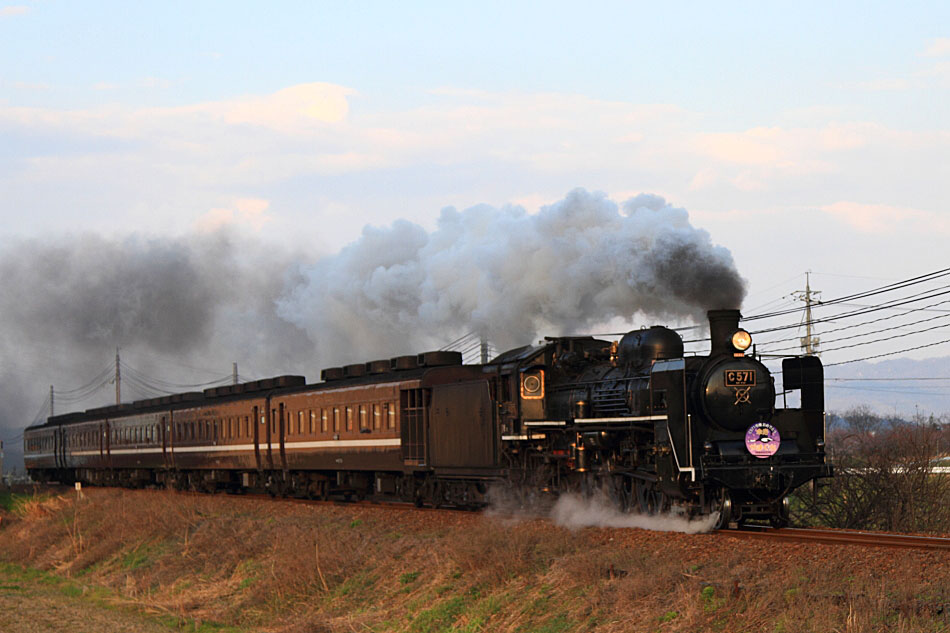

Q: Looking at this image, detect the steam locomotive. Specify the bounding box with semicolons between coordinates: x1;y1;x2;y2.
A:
23;309;831;528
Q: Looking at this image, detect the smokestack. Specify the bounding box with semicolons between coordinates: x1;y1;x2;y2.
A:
707;309;741;356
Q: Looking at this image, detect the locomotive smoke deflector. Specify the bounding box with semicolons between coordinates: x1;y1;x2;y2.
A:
707;309;746;356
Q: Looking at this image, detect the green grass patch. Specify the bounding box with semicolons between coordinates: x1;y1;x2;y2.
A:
701;585;726;613
408;595;468;633
331;571;377;604
120;541;166;571
659;610;678;623
0;491;56;515
400;571;421;584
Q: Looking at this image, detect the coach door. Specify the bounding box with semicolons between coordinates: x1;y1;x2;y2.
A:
253;405;262;471
400;388;429;466
55;426;64;469
278;402;287;473
161;414;171;469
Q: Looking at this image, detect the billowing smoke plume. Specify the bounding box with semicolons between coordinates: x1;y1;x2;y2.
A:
279;188;745;360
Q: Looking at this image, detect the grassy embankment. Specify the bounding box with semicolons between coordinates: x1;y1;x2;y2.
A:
0;488;947;633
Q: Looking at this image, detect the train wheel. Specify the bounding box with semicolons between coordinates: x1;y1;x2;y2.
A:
711;490;733;530
769;497;790;528
635;481;660;515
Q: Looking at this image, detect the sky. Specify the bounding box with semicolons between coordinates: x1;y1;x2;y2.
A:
2;1;950;437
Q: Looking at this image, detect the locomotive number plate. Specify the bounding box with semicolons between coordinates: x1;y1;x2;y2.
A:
724;369;756;387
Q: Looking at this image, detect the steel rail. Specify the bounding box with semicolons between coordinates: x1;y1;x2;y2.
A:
717;526;950;551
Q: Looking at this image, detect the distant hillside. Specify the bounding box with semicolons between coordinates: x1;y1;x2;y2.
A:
823;355;950;419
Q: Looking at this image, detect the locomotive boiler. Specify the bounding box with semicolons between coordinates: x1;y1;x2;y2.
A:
23;309;831;528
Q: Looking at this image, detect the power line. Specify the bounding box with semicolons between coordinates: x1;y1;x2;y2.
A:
823;337;950;367
755;298;950;348
762;314;950;354
828;377;950;382
743;267;950;322
750;286;950;336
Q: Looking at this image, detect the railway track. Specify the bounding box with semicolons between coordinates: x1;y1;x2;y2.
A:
718;526;950;551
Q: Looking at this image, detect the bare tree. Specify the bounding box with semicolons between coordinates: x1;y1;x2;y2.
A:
794;407;950;533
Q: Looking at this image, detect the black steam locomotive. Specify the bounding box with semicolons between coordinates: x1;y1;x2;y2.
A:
24;309;831;528
494;308;831;527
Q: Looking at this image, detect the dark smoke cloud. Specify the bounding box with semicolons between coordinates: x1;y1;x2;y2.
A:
0;231;313;470
279;188;746;360
0;189;745;471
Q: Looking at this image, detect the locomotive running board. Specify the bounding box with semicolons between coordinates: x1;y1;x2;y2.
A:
574;415;667;424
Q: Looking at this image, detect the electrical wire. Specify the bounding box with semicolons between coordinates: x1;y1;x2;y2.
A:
754;298;950;348
823;337;950;367
761;316;950;355
742;267;950;322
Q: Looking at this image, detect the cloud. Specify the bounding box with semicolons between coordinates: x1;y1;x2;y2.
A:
182;82;355;130
696;123;880;167
853;78;910;92
820;201;950;235
195;198;272;233
0;5;29;17
922;37;950;57
2;82;950;251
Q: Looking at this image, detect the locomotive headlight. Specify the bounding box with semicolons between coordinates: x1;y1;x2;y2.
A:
731;329;752;352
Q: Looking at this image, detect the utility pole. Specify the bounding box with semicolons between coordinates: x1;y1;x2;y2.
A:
50;385;54;417
115;347;121;404
792;272;821;356
233;362;239;385
480;339;489;364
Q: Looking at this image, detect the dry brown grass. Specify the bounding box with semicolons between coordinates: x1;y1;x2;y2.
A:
0;488;947;633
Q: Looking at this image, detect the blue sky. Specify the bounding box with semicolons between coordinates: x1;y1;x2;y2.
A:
2;1;950;360
5;2;948;117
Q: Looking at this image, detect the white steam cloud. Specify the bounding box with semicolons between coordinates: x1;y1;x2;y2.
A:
550;493;720;534
280;188;744;364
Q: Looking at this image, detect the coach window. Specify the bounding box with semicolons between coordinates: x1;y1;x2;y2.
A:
373;404;381;430
309;410;314;434
387;403;396;430
332;407;340;432
359;405;368;431
321;409;328;433
345;406;354;432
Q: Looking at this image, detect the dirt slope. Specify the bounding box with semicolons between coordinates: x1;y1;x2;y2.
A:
0;488;947;633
